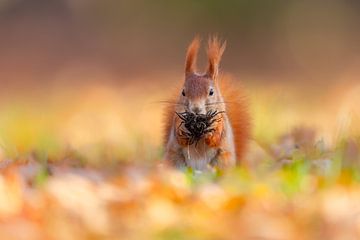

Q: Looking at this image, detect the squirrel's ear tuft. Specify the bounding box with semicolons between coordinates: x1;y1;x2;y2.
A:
206;36;226;80
185;36;201;76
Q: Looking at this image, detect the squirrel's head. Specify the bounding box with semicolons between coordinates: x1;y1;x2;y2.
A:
178;36;226;115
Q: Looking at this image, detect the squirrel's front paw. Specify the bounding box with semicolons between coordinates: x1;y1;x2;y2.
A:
176;130;190;146
205;131;220;147
204;132;211;145
177;137;190;146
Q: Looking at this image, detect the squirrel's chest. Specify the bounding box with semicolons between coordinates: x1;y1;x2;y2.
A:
181;140;218;170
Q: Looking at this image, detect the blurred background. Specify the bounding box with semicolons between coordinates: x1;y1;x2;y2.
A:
0;0;359;163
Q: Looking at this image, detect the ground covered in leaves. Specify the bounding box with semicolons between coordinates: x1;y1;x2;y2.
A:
1;129;360;240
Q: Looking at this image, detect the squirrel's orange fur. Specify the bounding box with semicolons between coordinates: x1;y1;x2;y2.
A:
163;37;251;170
218;76;251;162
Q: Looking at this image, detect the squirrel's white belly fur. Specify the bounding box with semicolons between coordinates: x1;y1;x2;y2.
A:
182;140;218;170
181;118;236;171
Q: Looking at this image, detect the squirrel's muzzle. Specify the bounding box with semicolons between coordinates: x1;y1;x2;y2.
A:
189;100;206;114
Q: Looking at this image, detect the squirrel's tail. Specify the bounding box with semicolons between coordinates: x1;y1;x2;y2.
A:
219;75;251;164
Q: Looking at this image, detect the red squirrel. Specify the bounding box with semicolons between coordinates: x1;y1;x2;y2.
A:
163;37;251;170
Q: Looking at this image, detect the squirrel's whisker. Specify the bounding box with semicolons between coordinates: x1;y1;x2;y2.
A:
152;100;186;106
205;101;235;106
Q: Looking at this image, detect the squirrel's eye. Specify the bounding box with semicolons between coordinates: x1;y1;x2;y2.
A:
209;89;214;96
182;89;186;96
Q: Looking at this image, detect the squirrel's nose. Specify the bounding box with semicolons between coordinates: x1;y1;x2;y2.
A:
191;106;201;114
